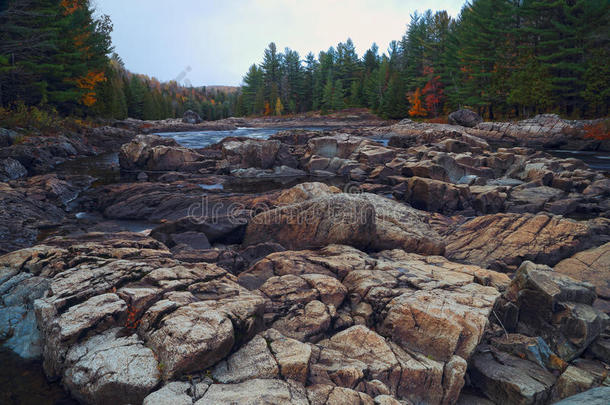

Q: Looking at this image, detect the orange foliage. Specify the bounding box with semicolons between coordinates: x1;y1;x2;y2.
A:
422;67;443;117
264;101;272;116
408;88;427;117
124;303;141;329
583;121;610;141
75;71;106;106
60;0;82;14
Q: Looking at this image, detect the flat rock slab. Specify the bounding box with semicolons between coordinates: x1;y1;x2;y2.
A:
554;242;610;311
446;213;609;271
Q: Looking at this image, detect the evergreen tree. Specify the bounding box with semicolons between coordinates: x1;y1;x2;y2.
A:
331;79;345;111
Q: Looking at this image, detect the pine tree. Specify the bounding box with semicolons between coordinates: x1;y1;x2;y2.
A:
321;79;334;114
331;79;345;111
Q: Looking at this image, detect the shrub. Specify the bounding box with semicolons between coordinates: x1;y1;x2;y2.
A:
0;102;96;134
583;120;610;141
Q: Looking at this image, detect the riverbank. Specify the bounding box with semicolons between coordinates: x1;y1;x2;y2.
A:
0;112;609;404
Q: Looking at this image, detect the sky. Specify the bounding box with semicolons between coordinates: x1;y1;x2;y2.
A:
94;0;465;87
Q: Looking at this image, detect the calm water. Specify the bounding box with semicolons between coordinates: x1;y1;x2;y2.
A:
0;349;76;405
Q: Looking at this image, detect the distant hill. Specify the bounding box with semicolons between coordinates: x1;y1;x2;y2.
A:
204;86;240;94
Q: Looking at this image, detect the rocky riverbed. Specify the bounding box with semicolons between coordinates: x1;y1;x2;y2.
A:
0;112;609;404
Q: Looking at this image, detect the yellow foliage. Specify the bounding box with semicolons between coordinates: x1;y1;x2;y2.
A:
274;97;283;116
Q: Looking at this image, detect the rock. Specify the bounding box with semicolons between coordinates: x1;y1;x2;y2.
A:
170;231;211;250
143;382;192;405
469;349;556;405
150;211;249;246
586;334;610;363
275;182;340;205
307;385;376;405
63;328;160;405
505;261;607;361
378;285;499;362
243;193;375;251
142;283;265;379
402;161;449;181
270;299;332;342
398;176;472;214
549;365;597;403
212;334;279;383
119;134;205;171
0;157;27;181
489;334;566;372
0;233;267;394
456;390;495;405
446;213;610;271
554;243;610;310
0;128;18;146
196;379;309;405
554;387;610;405
507;185;564;213
264;329;312;384
238;245;507;405
448;109;483;128
239;242;286;268
0;272;49;358
221;138;281;169
182;109;202;124
244;186;445;255
0;179;71;253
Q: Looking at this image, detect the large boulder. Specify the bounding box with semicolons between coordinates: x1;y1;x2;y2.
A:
505;261;607;361
182;109;202;124
448;109;483;128
243;186;445;255
62;328;160;405
221;138;281;169
119;134;205;171
469;349;557;405
0;176;80;254
398;176;473;214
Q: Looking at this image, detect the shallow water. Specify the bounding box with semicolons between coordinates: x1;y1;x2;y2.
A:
157;126;335;149
547;149;610;172
55;152;119;185
0;348;76;405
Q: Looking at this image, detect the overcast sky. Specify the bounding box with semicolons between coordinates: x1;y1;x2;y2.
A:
94;0;465;87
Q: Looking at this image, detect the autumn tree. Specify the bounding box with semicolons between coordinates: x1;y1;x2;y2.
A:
422;67;443;117
274;97;283;116
408;88;427;117
0;0;112;113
